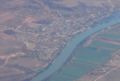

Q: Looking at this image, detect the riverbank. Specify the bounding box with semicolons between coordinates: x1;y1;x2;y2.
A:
31;10;120;81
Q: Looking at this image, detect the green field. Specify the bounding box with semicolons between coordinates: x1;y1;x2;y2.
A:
49;27;120;81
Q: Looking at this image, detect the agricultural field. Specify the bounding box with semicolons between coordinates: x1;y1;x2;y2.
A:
48;25;120;81
0;0;120;81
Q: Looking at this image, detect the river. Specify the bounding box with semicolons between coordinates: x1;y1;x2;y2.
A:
31;11;120;81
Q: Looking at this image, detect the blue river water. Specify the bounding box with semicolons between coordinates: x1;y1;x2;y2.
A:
31;11;120;81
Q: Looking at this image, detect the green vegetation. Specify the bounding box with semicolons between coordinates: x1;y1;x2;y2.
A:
90;40;120;50
49;27;120;81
